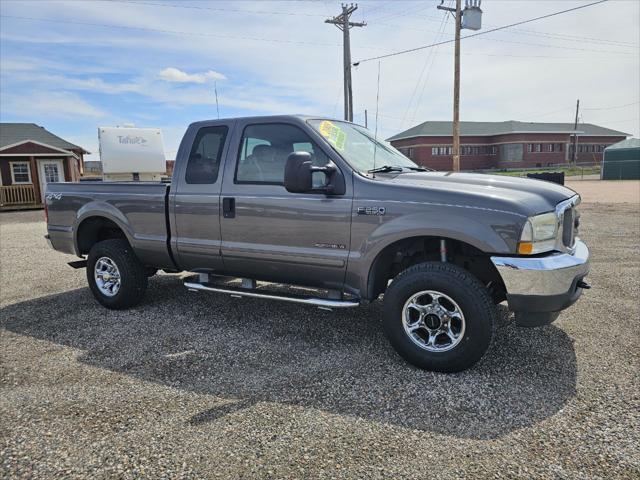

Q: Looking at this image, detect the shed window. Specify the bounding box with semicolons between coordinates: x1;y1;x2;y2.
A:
10;162;31;184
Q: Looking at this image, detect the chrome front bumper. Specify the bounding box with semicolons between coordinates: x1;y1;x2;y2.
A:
491;239;590;304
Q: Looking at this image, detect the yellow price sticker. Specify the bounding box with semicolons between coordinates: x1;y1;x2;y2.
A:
318;120;347;151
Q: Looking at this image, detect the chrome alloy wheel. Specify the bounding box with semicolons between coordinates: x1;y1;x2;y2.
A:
402;290;466;352
94;256;121;297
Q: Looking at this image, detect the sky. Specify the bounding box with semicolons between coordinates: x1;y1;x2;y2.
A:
1;0;638;160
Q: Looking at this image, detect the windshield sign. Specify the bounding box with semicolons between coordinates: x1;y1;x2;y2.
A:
308;119;419;174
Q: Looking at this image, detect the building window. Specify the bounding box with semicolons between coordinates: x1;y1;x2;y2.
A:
535;144;542;153
527;144;533;153
431;147;438;156
10;162;31;184
499;144;524;162
557;143;563;152
407;147;414;159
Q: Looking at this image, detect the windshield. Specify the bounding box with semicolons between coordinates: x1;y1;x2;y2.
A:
308;119;420;173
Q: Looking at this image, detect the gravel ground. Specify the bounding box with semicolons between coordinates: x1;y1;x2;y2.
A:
1;201;639;479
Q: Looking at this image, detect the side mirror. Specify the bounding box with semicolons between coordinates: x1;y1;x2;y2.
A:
284;151;345;195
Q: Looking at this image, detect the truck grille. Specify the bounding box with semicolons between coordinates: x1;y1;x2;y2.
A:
562;207;575;247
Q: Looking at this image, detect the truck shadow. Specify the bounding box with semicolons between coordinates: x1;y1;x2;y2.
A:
1;275;577;440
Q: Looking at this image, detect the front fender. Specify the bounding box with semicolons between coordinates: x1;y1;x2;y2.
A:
345;206;523;297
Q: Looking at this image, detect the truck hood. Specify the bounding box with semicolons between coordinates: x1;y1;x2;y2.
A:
378;171;578;218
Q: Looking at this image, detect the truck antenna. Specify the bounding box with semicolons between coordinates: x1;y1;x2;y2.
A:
372;61;381;178
214;81;220;119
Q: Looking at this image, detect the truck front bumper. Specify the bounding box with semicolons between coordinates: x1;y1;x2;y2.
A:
491;240;590;327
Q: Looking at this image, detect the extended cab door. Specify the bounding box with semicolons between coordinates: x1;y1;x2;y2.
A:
219;119;353;290
170;121;233;271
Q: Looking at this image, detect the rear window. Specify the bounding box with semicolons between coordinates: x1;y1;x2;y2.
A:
185;126;228;184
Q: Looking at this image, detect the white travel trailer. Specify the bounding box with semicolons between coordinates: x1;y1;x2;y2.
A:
98;126;166;181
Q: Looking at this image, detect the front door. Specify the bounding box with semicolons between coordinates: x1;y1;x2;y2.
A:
37;159;64;203
219;121;353;290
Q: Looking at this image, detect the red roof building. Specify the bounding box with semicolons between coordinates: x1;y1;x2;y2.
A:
388;121;629;171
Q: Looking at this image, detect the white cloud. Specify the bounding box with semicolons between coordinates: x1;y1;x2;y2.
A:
158;67;226;84
1;91;105;119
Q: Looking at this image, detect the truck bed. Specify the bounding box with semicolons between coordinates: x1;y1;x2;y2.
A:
46;181;174;268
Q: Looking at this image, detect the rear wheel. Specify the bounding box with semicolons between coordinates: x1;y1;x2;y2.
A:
382;262;496;372
87;239;148;309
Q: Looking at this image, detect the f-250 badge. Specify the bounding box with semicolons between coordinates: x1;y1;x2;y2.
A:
357;206;386;216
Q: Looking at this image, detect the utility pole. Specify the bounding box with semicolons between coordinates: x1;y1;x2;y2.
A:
571;99;580;165
452;0;462;172
437;0;482;171
326;4;366;122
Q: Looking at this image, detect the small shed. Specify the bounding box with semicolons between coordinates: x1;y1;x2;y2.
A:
602;138;640;180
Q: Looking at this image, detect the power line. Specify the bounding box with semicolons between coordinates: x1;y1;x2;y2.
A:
468;35;636;56
100;0;328;17
0;14;378;49
595;117;640;124
522;106;576;120
403;6;451;128
582;101;640;111
371;19;638;49
354;0;612;64
368;4;432;23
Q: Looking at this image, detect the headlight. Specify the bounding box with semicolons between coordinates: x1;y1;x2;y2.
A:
518;212;559;254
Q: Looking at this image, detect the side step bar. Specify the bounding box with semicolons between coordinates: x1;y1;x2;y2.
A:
184;279;360;309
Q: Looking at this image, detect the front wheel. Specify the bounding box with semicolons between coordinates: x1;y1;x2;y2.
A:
87;239;148;309
382;262;496;372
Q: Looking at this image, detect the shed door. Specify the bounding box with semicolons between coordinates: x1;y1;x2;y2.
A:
37;159;64;203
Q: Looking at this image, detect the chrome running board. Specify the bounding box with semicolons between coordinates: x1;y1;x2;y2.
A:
184;279;360;309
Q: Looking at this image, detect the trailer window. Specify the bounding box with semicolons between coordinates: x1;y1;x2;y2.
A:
185;126;228;184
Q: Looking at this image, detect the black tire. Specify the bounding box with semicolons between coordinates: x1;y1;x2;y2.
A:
382;262;496;373
86;239;148;310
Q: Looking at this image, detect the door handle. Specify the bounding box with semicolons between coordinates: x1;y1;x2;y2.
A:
223;197;235;218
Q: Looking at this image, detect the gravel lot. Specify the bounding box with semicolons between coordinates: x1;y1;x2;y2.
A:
1;194;639;478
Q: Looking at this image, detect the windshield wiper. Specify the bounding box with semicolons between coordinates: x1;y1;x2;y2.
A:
367;165;404;173
405;166;431;172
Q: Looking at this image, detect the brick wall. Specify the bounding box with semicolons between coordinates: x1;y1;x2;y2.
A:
391;133;627;171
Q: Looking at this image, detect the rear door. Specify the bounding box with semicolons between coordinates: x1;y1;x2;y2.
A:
171;122;232;271
218;119;353;290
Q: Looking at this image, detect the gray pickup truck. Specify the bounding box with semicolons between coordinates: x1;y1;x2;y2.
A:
46;115;590;372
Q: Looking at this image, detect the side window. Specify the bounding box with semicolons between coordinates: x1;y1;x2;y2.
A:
185;126;228;184
236;124;330;184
